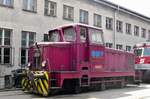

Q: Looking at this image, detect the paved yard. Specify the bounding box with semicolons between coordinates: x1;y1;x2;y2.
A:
0;84;150;99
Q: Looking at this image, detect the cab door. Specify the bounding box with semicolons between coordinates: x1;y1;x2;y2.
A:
88;28;105;72
79;26;89;71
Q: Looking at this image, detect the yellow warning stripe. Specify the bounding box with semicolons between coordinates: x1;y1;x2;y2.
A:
44;72;48;81
35;79;42;95
28;71;49;96
43;79;48;91
38;79;48;96
27;81;31;90
24;79;27;89
21;79;25;88
22;78;29;91
21;79;25;90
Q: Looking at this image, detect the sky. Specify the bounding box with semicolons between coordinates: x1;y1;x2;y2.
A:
107;0;150;17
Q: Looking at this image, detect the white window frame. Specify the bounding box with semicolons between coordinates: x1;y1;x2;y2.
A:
94;14;102;27
148;30;150;40
23;0;37;12
0;0;13;7
126;46;131;52
80;9;88;24
141;28;146;38
126;23;131;34
0;28;12;65
134;25;139;36
63;5;74;21
116;20;123;33
106;17;113;30
20;31;36;66
44;0;57;17
106;43;113;48
116;44;123;50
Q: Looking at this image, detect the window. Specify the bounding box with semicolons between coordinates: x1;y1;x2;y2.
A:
0;0;13;7
80;9;88;24
134;25;139;36
143;48;150;56
116;20;123;32
126;46;131;51
141;28;146;38
21;31;36;65
23;0;37;12
63;5;74;21
89;28;103;44
134;48;142;56
106;17;113;30
106;43;113;48
43;34;49;41
0;28;12;64
49;30;60;42
126;23;131;34
80;27;86;42
64;27;76;41
94;14;102;27
44;0;57;17
148;30;150;40
116;44;123;50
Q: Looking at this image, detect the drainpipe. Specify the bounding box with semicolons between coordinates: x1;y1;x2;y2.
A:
113;6;119;48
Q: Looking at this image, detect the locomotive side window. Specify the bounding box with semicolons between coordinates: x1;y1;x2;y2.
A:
134;49;143;56
89;28;103;44
143;48;150;56
80;27;86;42
64;27;76;41
49;30;60;42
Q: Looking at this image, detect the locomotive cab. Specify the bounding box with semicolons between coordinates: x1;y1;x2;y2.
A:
134;43;150;82
134;44;150;69
28;24;104;72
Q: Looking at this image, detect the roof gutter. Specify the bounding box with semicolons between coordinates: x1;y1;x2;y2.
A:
93;0;150;23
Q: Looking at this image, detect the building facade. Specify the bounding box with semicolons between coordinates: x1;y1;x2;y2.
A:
0;0;150;88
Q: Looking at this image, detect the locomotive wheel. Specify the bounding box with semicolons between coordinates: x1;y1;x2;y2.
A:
101;82;106;91
120;79;126;88
73;84;81;94
95;84;101;91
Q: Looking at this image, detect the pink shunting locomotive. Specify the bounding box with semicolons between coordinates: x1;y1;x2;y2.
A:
134;42;150;82
22;23;140;96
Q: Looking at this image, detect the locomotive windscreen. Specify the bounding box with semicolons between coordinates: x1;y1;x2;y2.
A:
63;27;76;41
134;48;143;56
134;48;150;57
143;48;150;56
49;30;60;42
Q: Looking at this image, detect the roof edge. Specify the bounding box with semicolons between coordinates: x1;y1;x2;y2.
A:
93;0;150;22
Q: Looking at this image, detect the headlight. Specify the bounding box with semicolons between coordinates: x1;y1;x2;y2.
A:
140;59;145;64
42;60;47;67
28;62;31;67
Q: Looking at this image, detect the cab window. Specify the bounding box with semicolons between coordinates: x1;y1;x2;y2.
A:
49;30;60;42
64;27;76;41
80;27;86;42
134;48;143;56
143;48;150;56
89;28;103;44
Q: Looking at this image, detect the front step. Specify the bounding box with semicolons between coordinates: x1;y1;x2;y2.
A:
81;76;89;87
